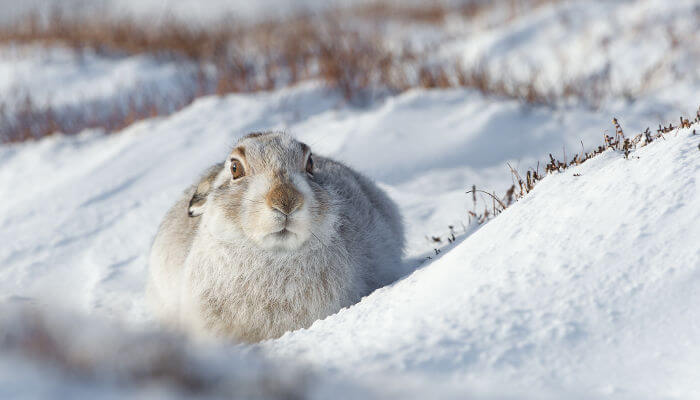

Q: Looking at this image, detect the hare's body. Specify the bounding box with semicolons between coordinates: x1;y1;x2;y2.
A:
147;132;403;342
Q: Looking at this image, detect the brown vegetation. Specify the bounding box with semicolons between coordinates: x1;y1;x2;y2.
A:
507;109;700;201
424;107;700;253
486;108;700;221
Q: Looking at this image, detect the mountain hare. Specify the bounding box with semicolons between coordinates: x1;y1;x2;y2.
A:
147;132;404;342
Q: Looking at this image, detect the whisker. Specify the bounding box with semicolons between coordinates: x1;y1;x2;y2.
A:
310;230;332;251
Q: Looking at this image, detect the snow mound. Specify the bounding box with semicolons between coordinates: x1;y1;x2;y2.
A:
266;127;700;398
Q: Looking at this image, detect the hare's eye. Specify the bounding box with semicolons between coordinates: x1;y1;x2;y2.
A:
305;155;314;175
230;159;245;180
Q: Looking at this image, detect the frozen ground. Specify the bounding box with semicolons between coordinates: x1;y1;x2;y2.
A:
0;0;699;398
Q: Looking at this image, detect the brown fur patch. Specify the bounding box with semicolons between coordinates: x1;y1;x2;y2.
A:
266;183;304;215
218;179;247;227
230;147;247;161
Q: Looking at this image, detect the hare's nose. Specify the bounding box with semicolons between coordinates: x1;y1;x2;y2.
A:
266;183;303;216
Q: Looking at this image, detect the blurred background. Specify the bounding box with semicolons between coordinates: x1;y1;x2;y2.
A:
1;0;698;144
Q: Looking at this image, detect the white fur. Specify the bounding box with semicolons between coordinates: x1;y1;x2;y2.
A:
147;132;404;342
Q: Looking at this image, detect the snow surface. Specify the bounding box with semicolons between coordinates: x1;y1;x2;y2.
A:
0;45;198;114
440;0;700;109
267;126;700;399
0;307;316;400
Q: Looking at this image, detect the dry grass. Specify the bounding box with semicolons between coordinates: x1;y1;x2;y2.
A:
422;107;700;251
507;109;700;200
0;82;199;143
351;0;561;24
492;108;700;218
0;8;234;60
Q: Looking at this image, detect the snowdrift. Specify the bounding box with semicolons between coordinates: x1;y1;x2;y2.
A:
267;127;700;398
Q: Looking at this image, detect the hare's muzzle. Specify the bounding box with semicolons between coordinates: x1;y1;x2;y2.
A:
265;182;304;216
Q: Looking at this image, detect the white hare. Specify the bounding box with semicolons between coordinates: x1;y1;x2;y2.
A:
147;132;404;342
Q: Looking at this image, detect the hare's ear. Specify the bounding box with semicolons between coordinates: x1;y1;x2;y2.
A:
188;163;223;217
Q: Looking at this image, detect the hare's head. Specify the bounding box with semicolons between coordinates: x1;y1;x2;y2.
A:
190;132;334;251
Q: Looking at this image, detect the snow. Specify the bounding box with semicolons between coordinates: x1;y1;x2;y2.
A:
267;126;700;398
0;0;366;25
382;0;699;113
1;0;699;398
0;45;196;112
0;307;317;400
